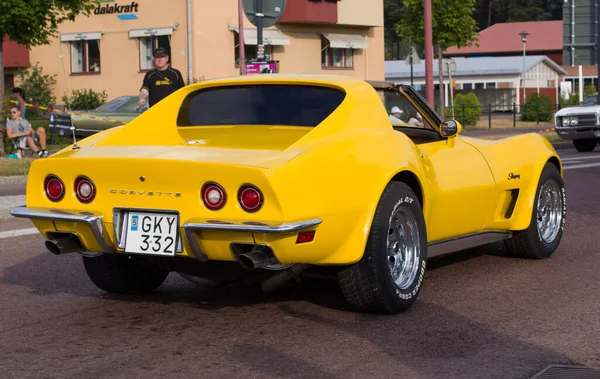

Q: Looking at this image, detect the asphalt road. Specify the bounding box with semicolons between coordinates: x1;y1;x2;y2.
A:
1;148;600;379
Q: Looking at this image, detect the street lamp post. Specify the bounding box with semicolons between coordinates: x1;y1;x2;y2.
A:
519;31;530;107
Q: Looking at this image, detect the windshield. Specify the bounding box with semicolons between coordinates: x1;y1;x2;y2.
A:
177;84;346;127
375;88;436;131
94;96;146;112
581;95;598;106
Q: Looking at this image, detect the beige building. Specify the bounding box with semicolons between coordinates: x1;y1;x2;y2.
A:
29;0;384;104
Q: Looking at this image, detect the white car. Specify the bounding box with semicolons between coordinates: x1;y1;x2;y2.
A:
554;93;600;152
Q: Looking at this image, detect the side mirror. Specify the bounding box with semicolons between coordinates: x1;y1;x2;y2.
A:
441;120;462;137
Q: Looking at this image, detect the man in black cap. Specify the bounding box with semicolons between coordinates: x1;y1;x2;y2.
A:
138;47;186;108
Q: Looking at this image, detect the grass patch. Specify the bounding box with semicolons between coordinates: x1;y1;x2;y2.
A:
0;157;35;176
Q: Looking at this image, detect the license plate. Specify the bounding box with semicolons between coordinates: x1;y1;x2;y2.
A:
124;212;178;256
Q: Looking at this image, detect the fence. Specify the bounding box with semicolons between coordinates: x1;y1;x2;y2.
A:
442;102;569;129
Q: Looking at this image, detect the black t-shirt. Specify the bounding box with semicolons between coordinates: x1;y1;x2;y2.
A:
141;67;186;107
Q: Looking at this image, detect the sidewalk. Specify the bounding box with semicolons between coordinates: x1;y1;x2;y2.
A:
0;176;27;220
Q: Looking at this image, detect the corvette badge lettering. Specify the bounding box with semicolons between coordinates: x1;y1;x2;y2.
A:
508;172;520;180
109;189;181;197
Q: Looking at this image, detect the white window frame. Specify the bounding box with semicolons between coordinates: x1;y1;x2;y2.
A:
70;39;101;74
321;37;353;68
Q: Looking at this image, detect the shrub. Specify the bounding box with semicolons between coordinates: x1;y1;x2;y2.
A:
13;62;57;119
62;89;108;111
453;92;481;126
520;92;554;122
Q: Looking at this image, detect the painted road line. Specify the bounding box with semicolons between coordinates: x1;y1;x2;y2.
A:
0;228;39;240
563;162;600;170
561;155;600;162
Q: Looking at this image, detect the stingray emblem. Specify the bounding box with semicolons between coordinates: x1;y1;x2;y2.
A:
508;172;521;180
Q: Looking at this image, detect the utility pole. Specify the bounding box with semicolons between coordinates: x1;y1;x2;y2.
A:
424;0;434;105
409;39;414;86
238;0;246;75
597;0;600;92
255;0;264;61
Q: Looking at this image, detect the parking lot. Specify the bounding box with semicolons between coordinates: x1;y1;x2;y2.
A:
0;147;599;379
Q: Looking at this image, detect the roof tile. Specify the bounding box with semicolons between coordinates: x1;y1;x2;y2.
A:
445;21;562;55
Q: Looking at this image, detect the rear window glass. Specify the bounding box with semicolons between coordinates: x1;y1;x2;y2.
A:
176;84;346;127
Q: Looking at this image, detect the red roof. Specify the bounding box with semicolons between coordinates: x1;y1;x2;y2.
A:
445;21;562;55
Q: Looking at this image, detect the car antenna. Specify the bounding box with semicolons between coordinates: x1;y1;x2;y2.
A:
69;115;80;150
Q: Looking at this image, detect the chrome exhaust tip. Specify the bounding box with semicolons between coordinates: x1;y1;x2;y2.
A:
233;244;277;270
45;237;83;255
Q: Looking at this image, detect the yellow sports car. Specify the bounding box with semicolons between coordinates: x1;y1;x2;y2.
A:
11;74;566;314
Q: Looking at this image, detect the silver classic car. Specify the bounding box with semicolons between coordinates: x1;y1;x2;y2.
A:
554;93;600;152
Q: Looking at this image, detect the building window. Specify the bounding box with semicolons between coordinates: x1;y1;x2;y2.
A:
71;40;101;73
486;83;496;89
233;32;272;64
139;35;171;71
475;82;484;89
463;83;473;90
321;37;353;68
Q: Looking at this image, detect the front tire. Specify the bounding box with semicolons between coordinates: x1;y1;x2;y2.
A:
573;138;596;152
504;162;566;259
338;182;427;314
83;254;169;294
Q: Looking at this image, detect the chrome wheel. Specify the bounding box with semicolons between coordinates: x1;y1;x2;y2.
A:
387;207;421;290
536;179;563;244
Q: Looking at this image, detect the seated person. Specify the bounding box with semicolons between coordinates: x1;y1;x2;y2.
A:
389;106;406;124
6;106;49;158
406;110;424;127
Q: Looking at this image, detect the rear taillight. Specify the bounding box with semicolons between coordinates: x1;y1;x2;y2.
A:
202;182;226;210
44;175;65;202
74;176;96;203
238;185;263;213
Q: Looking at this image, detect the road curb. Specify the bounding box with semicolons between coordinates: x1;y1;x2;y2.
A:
0;175;28;186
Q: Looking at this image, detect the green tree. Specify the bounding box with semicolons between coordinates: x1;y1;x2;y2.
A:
0;0;98;153
397;0;479;118
385;0;405;60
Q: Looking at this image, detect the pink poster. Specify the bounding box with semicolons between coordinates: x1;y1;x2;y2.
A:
246;61;277;75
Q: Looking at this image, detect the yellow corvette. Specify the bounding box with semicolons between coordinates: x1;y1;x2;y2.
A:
11;74;566;314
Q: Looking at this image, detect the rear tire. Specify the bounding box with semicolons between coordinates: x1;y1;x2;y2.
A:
338;182;427;314
504;162;566;259
83;254;169;294
573;138;596;152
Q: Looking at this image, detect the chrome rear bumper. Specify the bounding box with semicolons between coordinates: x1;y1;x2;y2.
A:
10;206;115;254
10;206;322;261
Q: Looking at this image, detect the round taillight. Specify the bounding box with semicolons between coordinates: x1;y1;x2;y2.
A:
238;185;263;212
74;176;96;203
44;175;65;202
201;182;226;210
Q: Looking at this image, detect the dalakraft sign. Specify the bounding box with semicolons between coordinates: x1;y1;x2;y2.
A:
94;1;139;14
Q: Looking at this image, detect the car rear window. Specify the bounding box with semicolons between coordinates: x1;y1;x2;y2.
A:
176;84;346;127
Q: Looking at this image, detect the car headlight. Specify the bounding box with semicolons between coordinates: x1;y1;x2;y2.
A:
562;117;570;127
570;116;578;126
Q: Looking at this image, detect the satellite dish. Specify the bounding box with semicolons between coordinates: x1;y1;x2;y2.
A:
242;0;287;28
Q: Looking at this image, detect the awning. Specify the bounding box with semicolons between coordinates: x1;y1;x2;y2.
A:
230;27;290;45
129;27;174;38
321;33;368;49
60;32;103;42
